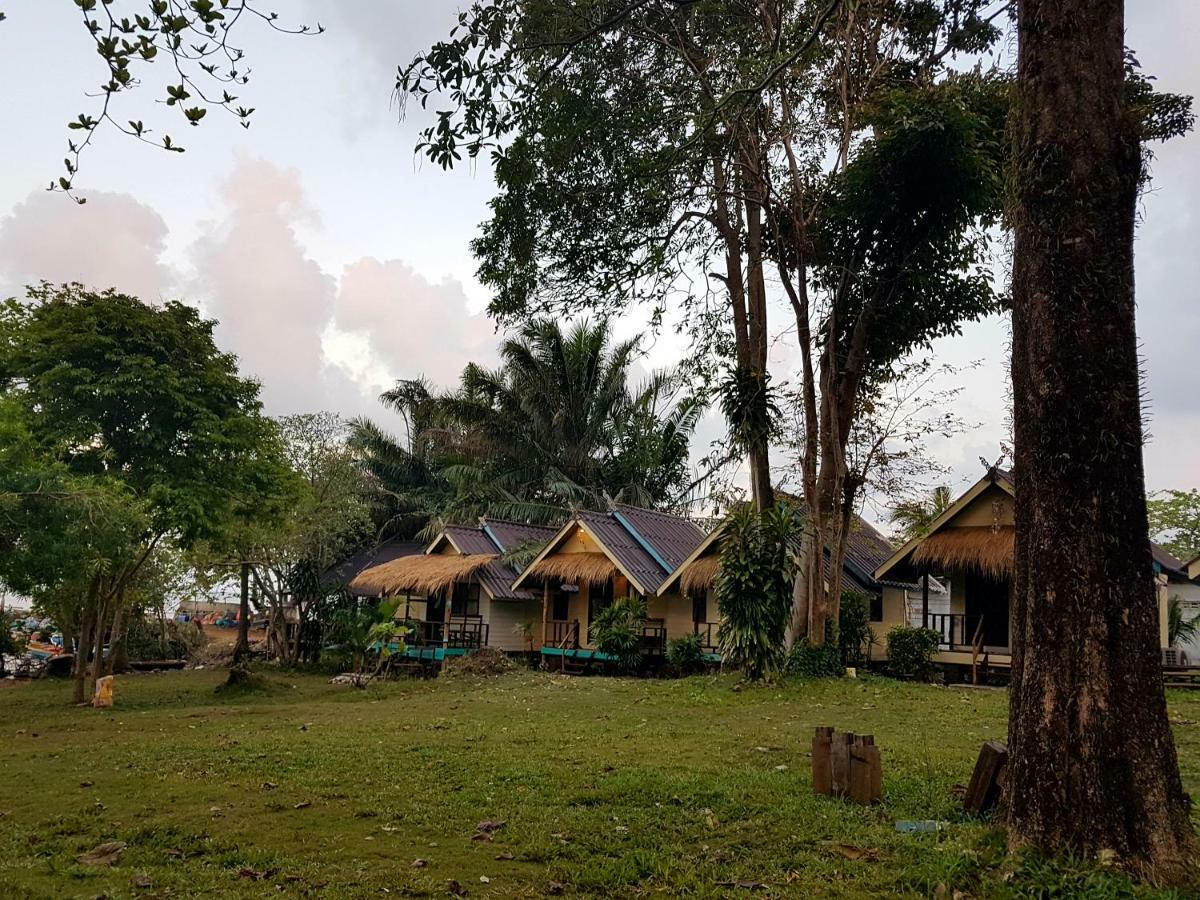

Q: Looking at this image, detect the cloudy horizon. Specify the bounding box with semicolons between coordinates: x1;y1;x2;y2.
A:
1;2;1196;523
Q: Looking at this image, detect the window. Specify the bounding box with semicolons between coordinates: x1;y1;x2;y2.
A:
552;591;570;621
588;579;614;626
869;593;883;623
691;593;707;624
450;582;481;618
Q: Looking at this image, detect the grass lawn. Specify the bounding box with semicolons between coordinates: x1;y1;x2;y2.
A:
1;669;1197;899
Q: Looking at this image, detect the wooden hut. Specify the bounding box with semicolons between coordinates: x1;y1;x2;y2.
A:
658;499;917;659
350;519;556;658
512;505;706;667
873;468;1178;673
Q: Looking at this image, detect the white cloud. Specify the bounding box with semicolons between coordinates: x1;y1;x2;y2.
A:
0;189;173;301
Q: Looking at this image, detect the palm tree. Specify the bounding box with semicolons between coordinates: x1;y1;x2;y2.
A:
1167;595;1200;649
353;320;700;533
889;485;954;544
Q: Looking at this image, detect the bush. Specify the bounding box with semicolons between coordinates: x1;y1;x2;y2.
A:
666;633;706;675
886;625;941;679
838;591;875;668
591;596;647;673
785;638;844;678
125;614;207;661
716;504;797;680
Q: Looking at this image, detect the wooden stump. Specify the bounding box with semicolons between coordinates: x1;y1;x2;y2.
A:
811;727;833;796
812;728;881;804
963;740;1008;814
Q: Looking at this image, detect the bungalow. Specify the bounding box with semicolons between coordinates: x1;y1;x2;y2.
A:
872;468;1177;673
657;505;934;656
349;519;557;660
1156;546;1200;665
511;505;706;667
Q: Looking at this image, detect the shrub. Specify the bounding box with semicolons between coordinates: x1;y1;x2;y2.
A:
785;637;843;678
716;503;798;681
838;591;875;667
886;625;941;679
666;633;706;675
591;596;647;673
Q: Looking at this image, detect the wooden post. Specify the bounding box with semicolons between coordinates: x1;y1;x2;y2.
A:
849;735;882;805
922;571;930;629
812;727;833;796
541;582;550;649
964;740;1008;814
831;731;854;798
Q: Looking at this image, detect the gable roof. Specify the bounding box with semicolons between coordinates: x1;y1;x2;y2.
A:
874;470;1014;582
323;539;424;595
360;518;557;602
513;506;706;596
877;469;1183;584
656;504;917;597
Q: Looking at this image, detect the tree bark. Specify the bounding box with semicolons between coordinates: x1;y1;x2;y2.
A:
1008;0;1194;877
232;561;251;666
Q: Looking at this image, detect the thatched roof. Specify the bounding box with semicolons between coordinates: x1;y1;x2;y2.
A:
524;552;617;586
911;526;1014;579
350;553;498;595
678;554;721;594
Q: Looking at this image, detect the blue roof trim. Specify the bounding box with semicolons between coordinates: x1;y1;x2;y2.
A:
611;509;671;575
480;523;505;553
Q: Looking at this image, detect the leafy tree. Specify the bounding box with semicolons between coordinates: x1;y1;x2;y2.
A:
1147;489;1200;562
1006;1;1195;876
889;486;955;544
715;503;798;681
204;412;371;669
398;1;1011;648
0;283;282;703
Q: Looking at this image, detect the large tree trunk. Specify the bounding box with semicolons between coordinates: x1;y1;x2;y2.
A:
232;561;251;666
1007;0;1193;877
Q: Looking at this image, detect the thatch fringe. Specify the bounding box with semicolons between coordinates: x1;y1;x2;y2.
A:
678;554;720;594
350;553;498;595
912;526;1014;579
524;552;617;586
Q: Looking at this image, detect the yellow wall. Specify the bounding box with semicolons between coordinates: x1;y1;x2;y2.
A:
946;484;1014;527
646;592;696;642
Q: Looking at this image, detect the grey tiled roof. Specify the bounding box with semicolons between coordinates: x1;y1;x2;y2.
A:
611;504;706;572
439;520;557;601
323;540;423;595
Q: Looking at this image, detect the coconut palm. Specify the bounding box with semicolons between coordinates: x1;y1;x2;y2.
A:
889;485;954;544
353;319;700;534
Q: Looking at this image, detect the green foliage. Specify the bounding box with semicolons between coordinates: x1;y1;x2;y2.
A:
326;597;405;676
715;504;798;681
1147;489;1200;562
785;638;844;679
837;591;875;668
123;614;206;662
590;596;647;674
889;486;954;544
665;633;707;675
1167;596;1200;649
1;283;283;547
886;625;942;680
354;319;700;533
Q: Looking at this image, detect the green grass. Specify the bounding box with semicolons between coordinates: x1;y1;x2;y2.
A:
0;670;1196;898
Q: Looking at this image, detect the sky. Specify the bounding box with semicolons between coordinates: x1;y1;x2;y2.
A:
0;2;1196;522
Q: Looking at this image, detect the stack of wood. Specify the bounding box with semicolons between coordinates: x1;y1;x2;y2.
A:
811;727;882;804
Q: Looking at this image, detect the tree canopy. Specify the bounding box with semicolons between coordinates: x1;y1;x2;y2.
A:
353;318;700;533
